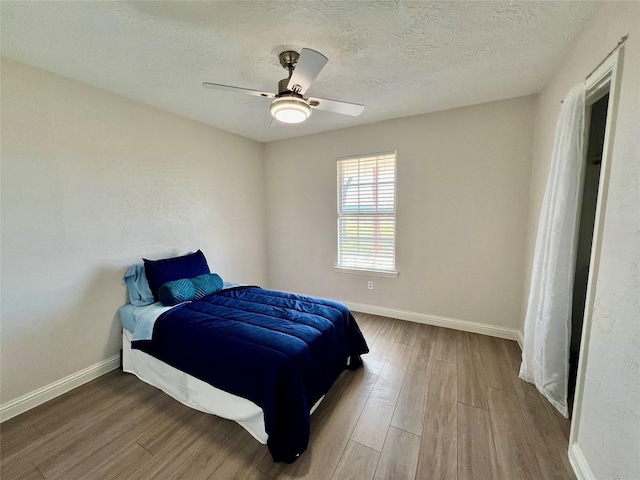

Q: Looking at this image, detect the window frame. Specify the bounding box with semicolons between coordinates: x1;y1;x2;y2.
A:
334;151;398;278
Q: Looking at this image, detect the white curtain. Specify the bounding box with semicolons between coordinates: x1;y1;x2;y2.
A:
520;84;586;418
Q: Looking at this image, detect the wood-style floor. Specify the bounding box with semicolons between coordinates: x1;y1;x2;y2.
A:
1;313;575;480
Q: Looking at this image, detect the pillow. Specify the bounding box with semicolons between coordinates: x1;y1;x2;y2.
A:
158;278;196;306
191;273;224;300
144;250;210;301
157;273;224;306
124;264;155;306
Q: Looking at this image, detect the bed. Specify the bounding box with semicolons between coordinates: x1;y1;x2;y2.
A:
119;250;369;463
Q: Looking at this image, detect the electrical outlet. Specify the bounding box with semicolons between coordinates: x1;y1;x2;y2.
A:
367;281;374;290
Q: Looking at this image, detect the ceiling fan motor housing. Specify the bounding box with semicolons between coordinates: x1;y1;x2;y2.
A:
278;50;303;94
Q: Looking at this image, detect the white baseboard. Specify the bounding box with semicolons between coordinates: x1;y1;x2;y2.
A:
343;301;522;345
568;442;595;480
0;355;121;423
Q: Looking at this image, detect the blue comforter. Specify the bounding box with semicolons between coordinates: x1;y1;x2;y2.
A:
132;286;368;462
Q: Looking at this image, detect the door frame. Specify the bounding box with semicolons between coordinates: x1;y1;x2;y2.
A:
568;45;624;473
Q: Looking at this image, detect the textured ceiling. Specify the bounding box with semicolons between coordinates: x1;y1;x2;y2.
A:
1;1;600;143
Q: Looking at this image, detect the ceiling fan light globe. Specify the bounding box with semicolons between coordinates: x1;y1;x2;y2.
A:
275;108;307;124
270;97;311;124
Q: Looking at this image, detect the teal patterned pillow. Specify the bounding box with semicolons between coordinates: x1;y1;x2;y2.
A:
157;274;224;305
158;278;196;306
191;273;224;300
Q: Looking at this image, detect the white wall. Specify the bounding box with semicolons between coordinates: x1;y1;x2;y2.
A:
264;96;535;333
523;3;639;478
0;60;267;405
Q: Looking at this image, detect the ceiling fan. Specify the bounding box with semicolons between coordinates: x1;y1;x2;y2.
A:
203;48;365;124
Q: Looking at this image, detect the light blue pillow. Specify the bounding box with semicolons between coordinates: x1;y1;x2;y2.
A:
124;264;155;306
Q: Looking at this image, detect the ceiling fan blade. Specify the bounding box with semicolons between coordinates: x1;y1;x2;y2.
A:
287;48;328;95
308;96;365;117
202;82;276;99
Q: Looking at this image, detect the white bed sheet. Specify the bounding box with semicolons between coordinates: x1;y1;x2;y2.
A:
123;329;268;443
122;329;324;445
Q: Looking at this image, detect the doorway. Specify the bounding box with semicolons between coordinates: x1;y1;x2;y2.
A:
568;44;624;466
568;93;609;412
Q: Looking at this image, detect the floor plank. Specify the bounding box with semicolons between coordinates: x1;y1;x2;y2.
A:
351;342;412;451
0;423;43;461
415;360;457;480
511;378;576;479
331;441;379;480
390;337;432;436
135;398;203;454
76;442;153;480
354;314;385;347
0;456;46;480
488;387;544;480
207;432;268;480
476;334;517;393
395;320;421;346
128;414;231;480
165;433;243;480
457;402;500;480
361;316;403;375
373;426;420;480
434;327;457;364
415;323;438;342
456;331;487;409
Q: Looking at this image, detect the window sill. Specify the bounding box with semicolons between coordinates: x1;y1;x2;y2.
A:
333;267;399;279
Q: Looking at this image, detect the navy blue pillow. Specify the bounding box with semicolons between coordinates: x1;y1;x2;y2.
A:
143;250;210;301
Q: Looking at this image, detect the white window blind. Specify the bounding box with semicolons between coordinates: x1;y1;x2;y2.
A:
337;152;396;274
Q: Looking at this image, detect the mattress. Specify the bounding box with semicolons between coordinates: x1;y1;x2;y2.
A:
122;329;323;444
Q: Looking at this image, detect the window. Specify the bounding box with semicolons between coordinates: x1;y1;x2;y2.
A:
336;152;397;276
